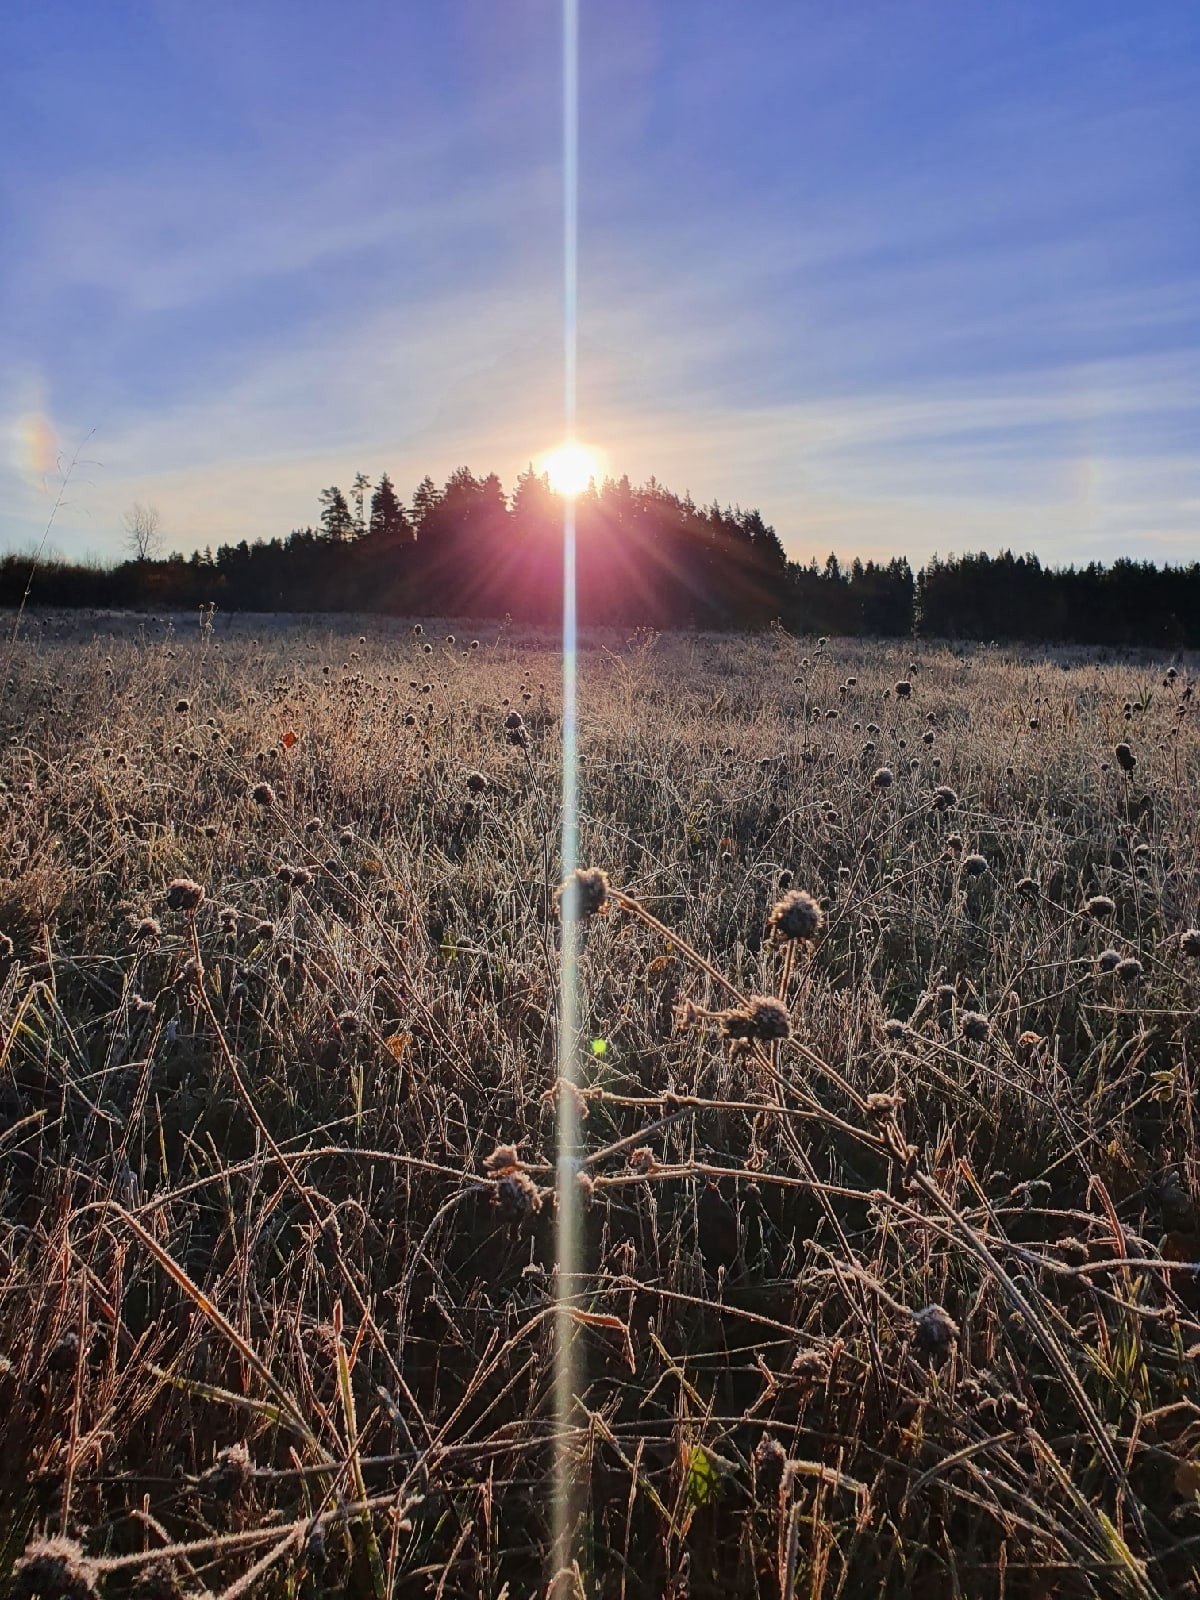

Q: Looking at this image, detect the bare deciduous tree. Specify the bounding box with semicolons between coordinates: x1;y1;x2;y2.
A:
123;502;162;561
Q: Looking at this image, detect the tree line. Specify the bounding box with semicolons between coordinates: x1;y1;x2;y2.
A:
3;467;1198;645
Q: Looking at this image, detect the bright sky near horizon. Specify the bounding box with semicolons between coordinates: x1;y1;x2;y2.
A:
2;0;1198;568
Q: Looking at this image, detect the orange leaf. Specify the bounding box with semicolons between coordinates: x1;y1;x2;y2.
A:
281;728;297;750
566;1308;636;1371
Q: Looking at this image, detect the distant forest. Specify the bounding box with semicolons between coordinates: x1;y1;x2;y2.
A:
4;466;1199;645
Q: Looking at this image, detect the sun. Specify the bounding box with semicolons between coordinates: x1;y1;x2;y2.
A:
542;441;600;498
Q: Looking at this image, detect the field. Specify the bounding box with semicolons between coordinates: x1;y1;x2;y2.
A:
1;610;1199;1599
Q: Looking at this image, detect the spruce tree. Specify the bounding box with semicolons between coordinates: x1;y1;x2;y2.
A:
410;476;442;541
369;473;410;540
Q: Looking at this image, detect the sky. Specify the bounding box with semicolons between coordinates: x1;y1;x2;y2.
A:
1;0;1198;569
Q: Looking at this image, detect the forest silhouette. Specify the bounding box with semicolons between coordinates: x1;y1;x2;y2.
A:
4;465;1198;645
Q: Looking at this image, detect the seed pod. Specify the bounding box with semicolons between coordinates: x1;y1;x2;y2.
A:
768;888;825;942
555;867;610;920
165;878;204;912
912;1303;959;1364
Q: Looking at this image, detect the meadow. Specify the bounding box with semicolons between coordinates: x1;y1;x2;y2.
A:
1;609;1198;1599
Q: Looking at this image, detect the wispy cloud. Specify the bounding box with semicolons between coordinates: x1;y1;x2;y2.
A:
1;0;1197;571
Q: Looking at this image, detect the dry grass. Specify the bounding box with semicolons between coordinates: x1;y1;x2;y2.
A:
1;609;1199;1599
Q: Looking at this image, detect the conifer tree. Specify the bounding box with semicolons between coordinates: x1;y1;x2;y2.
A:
318;486;355;542
369;472;410;540
351;471;372;536
410;476;442;541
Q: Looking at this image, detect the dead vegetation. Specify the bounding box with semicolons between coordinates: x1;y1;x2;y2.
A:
0;610;1198;1598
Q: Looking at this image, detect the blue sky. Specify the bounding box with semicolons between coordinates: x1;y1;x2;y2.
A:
2;0;1198;567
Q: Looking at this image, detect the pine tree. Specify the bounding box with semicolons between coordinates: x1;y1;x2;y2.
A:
318;486;355;542
351;471;372;536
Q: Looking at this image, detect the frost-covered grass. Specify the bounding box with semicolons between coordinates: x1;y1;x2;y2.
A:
1;611;1198;1598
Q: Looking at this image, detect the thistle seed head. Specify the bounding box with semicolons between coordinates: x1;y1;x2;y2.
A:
866;1091;904;1121
10;1537;100;1600
912;1303;959;1364
203;1440;252;1495
752;1434;788;1499
495;1168;542;1222
720;995;790;1042
129;1559;186;1600
165;878;204;913
768;888;825;942
791;1348;829;1384
555;867;610;920
961;1011;990;1043
484;1143;522;1174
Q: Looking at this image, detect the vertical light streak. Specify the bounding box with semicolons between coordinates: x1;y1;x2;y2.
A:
563;0;578;442
552;0;582;1588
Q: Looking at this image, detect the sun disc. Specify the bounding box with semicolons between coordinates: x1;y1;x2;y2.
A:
542;442;598;498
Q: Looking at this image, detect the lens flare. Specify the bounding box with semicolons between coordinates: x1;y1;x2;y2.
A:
19;413;59;479
552;0;584;1590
